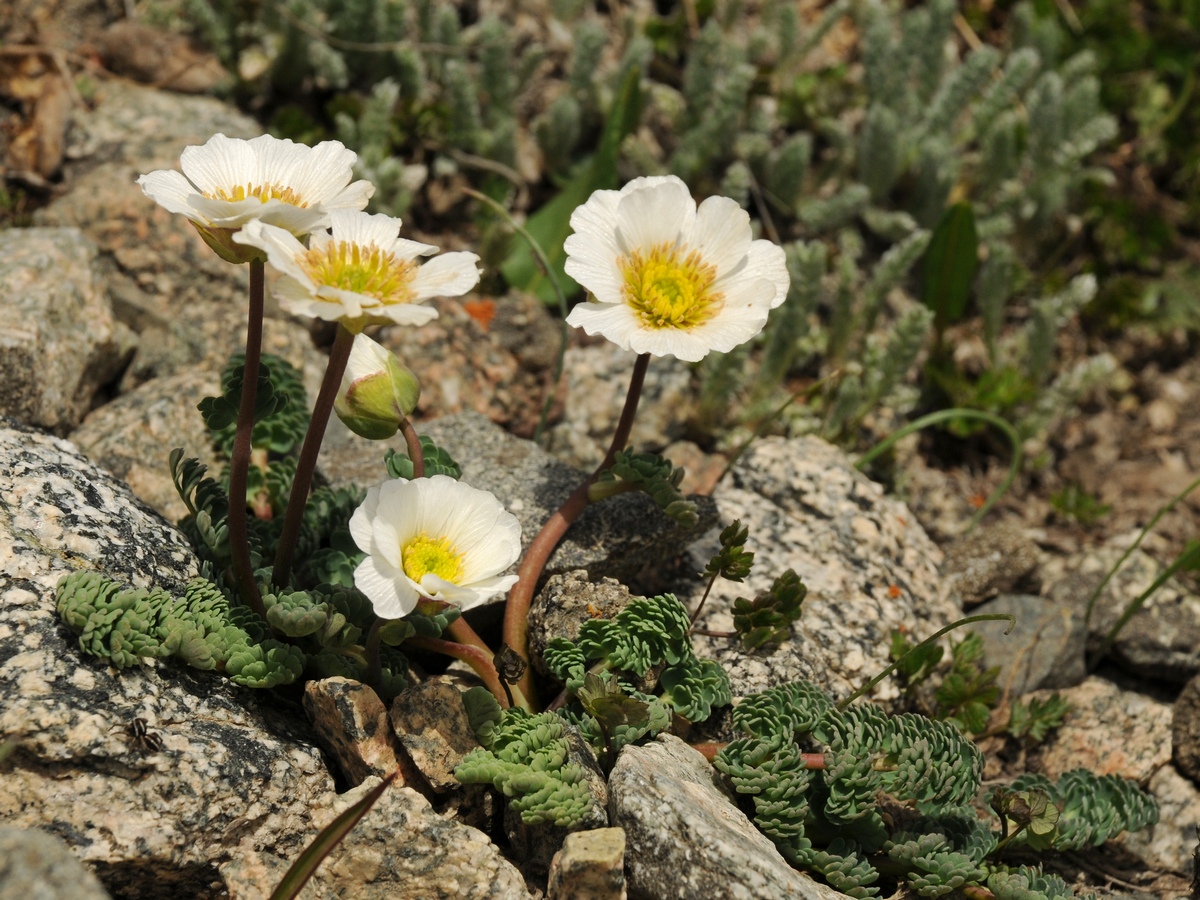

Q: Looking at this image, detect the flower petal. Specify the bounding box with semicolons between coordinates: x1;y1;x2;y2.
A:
180;133;258;195
409;252;481;300
137;170;200;217
614;176;695;254
689;195;753;279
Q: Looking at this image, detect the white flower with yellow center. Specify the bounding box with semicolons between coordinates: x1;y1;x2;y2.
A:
349;475;522;619
137;133;374;263
233;210;480;331
563;175;790;362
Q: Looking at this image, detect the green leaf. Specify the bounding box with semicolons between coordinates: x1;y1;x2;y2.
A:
499;65;642;305
269;771;398;900
577;673;652;732
922;201;979;331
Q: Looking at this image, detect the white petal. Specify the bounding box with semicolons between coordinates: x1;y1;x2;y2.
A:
388;237;441;261
409;252;481;300
689;195;753;279
563;231;625;306
137;170;200;217
366;303;441;328
614;177;695;254
325;180;376;211
327;209;404;247
180;133;258;194
348;484;381;553
354;556;418;619
736;240;790;309
267;138;358;204
568;187;622;258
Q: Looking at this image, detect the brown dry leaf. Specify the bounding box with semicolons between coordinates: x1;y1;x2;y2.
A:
0;49;72;182
97;22;227;95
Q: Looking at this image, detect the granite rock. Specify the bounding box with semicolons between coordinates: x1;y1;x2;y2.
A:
1173;673;1200;784
527;571;638;676
388;679;481;793
1049;547;1200;683
939;521;1042;608
547;828;628;900
303;677;403;788
0;827;112;900
970;593;1087;696
0;228;134;434
319;411;718;590
688;436;955;706
608;735;845;900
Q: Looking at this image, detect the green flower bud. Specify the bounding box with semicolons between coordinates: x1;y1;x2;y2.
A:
334;333;421;439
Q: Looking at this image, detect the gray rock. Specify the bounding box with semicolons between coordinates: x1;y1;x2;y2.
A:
1049;547;1200;683
389;679;481;793
545;341;695;471
0;827;112;900
970;593;1087;696
0;228;134;434
688;435;955;706
547;828;628;900
1173;673;1200;784
319;411;718;588
527;571;637;676
939;521;1042;608
608;735;844;900
303;677;402;788
221;777;533;900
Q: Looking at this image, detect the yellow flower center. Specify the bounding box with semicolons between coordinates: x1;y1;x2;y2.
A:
299;241;416;306
206;182;308;206
402;533;463;584
620;242;722;330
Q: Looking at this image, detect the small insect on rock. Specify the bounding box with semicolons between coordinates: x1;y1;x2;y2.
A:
120;717;165;754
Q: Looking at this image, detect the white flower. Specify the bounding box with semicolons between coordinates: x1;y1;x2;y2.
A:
137;133;373;262
350;475;522;619
563;175;790;362
334;333;421;440
232;209;481;331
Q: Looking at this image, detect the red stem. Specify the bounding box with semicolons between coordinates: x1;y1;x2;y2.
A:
400;417;424;478
406;634;511;709
228;259;267;621
272;324;356;588
502;353;650;707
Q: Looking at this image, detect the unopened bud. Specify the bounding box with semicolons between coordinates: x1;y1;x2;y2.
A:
334;333;421;439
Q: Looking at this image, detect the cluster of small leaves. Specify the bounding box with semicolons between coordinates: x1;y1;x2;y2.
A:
890;629;1068;745
703;520;754;583
204;354;308;457
712;679;1157;898
543;593;731;758
453;687;596;828
731;569;807;650
591;450;698;528
384;437;462;481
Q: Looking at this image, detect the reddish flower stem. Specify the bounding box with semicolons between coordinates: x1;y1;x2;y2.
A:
400;417;424;478
272;324;356;588
502;353;650;708
228;259;267;621
406;634;512;709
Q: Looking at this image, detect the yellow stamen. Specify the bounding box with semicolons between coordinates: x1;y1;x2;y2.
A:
620;242;722;330
402;533;463;583
206;182;308;206
299;241;416;306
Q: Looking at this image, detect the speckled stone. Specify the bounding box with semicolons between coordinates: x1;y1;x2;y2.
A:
1173;674;1200;783
388;679;480;793
527;571;637;676
0;228;134;435
939;521;1042;608
0;827;112;900
544;341;695;471
0;421;334;899
608;735;845;900
221;777;533;900
303;677;402;788
547;828;627;900
1027;676;1172;782
1049;547;1200;683
69;369;222;524
318;411;718;589
1118;763;1200;878
688;436;954;706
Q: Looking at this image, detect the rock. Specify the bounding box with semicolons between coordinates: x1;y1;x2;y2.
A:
547;828;627;900
0;421;333;898
221;777;533;900
1116;763;1200;881
1049;547;1200;683
69;369;222;523
97;21;228;94
303;678;403;788
969;593;1087;696
0;228;134;434
688;435;955;706
545;341;695;471
1027;676;1172;782
319;411;718;589
1172;673;1200;783
939;521;1042;608
527;571;637;676
0;827;112;900
608;735;843;900
388;679;480;793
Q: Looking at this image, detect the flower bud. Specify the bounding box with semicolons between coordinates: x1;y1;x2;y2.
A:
334;333;421;439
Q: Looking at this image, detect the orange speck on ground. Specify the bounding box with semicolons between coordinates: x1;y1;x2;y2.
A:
888;584;902;599
463;298;497;331
969;493;987;509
